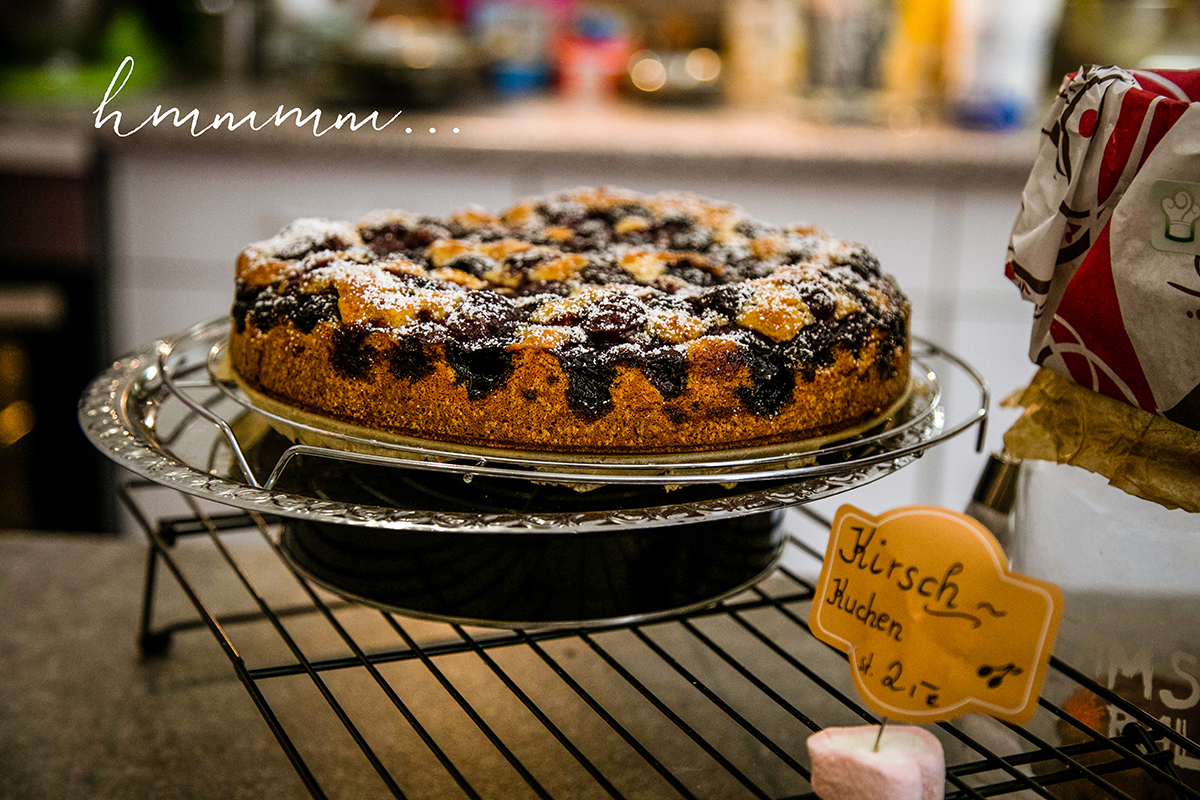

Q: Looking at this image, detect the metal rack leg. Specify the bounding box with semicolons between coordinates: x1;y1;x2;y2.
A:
121;484;332;799
138;545;173;655
121;483;176;656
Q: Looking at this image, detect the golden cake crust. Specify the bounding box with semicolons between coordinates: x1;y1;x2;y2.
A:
229;187;910;454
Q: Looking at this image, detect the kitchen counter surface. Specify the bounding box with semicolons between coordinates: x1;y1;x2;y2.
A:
5;490;1195;800
0;513;840;800
0;530;313;800
0;506;851;800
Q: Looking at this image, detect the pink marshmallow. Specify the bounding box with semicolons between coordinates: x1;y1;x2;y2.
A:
807;725;945;800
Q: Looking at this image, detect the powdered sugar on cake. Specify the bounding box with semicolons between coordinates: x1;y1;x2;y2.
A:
233;187;909;420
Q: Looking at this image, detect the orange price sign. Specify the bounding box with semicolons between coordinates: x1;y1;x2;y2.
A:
810;505;1063;724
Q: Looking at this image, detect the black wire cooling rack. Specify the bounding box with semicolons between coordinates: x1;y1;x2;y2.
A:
119;479;1200;800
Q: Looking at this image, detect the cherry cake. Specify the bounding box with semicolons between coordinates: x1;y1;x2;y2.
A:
228;187;910;454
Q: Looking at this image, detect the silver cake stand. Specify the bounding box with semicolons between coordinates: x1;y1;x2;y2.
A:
80;318;988;627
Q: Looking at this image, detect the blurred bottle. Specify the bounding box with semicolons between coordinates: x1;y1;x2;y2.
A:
201;0;258;83
1051;0;1172;81
472;0;572;96
882;0;951;128
944;0;1065;129
963;450;1020;549
1137;0;1200;70
722;0;805;110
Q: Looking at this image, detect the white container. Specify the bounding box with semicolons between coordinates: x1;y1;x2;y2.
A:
1010;459;1200;783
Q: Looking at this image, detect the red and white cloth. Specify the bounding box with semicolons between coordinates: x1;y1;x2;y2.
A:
1007;66;1200;431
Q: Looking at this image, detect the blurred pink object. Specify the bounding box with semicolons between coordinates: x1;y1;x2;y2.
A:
555;7;630;103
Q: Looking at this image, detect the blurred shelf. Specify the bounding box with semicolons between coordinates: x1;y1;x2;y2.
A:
3;88;1040;184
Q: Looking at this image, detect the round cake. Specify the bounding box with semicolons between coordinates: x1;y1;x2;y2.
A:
228;187;910;454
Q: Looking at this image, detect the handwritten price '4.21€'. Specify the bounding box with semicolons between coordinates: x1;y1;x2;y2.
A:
810;506;1063;725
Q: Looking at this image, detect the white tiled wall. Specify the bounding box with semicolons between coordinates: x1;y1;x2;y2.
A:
109;151;520;354
107;150;1031;513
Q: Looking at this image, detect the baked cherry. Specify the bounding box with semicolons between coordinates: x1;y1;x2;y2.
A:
579;293;646;344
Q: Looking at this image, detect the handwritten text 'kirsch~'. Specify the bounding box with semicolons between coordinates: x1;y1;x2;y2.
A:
811;505;1063;725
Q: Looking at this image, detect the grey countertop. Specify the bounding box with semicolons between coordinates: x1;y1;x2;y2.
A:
0;531;312;800
4;499;1192;800
0;521;835;800
0;506;869;800
0;511;1060;800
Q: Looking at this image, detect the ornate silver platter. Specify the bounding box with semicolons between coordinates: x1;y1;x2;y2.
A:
79;318;987;534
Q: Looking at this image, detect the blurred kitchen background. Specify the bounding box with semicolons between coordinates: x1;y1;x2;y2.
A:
2;0;1199;534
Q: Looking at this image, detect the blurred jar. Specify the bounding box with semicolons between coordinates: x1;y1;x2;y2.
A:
722;0;805;110
555;6;631;104
1010;459;1200;794
803;0;893;123
1052;0;1174;78
623;47;724;105
263;0;366;75
473;0;559;96
335;15;479;107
